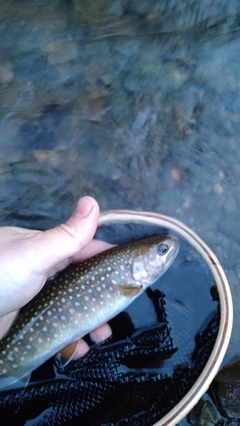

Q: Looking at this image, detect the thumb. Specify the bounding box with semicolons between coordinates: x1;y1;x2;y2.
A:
35;196;100;275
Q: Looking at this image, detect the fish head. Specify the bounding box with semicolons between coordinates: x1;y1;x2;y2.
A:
131;235;179;286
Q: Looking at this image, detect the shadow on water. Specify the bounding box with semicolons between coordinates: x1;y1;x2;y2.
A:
0;0;240;424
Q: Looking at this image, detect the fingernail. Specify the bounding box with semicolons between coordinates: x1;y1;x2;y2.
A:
72;340;89;359
60;339;89;362
90;323;112;343
73;197;93;218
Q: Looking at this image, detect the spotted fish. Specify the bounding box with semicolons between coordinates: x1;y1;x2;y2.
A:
0;235;179;391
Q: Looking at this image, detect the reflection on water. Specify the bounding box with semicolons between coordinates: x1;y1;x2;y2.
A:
0;0;240;423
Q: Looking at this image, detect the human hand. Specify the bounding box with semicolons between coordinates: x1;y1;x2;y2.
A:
0;196;112;360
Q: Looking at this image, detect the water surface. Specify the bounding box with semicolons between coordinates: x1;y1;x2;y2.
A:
0;0;240;423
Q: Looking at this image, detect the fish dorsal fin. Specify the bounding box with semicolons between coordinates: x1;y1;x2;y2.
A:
118;284;143;298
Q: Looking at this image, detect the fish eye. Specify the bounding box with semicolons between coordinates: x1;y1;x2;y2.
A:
157;243;169;256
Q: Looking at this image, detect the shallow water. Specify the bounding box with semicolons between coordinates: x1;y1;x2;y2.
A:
0;0;240;423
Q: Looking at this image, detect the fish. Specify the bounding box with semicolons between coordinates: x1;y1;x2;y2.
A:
0;235;179;391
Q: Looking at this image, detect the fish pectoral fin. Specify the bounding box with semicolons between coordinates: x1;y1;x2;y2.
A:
118;284;143;298
0;371;31;392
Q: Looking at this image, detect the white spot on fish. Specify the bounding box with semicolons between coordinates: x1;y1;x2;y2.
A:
84;306;88;310
61;316;66;321
88;289;92;293
7;354;13;361
97;287;101;291
68;288;73;293
47;311;52;316
107;267;111;271
12;364;18;369
84;296;89;301
112;280;117;285
101;276;105;281
75;302;80;307
81;285;85;290
42;326;47;332
61;298;66;303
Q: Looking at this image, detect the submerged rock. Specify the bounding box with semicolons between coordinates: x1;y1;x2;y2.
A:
72;0;123;24
187;397;220;425
0;61;14;85
211;357;240;419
